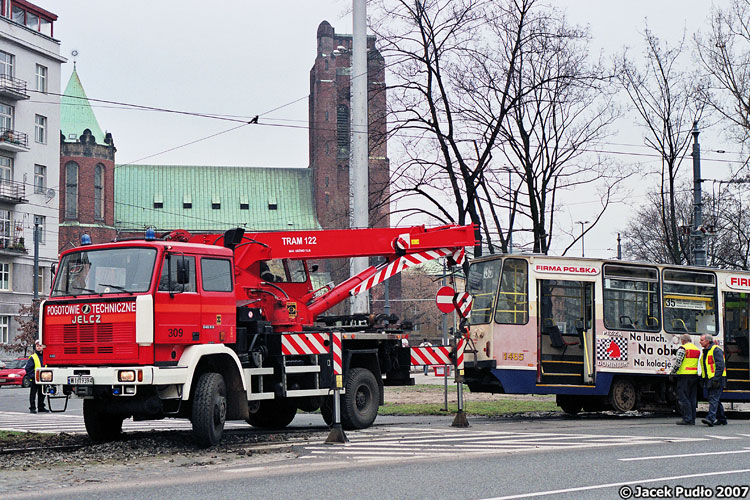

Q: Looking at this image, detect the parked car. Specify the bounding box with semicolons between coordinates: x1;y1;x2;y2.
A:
0;358;30;387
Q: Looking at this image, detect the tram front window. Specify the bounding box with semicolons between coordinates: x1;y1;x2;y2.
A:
467;259;502;324
663;269;717;335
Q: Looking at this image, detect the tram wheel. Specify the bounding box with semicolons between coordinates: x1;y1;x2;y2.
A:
556;395;582;415
610;378;638;412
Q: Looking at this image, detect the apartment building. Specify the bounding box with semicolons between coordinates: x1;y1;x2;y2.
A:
0;0;62;349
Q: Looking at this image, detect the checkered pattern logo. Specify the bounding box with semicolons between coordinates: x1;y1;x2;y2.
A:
597;337;628;360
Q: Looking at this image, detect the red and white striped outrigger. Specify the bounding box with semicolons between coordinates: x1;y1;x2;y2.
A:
350;248;465;297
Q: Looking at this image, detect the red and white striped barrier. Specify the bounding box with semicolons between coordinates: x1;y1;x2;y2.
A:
411;345;453;366
281;333;330;356
350;248;462;296
410;339;467;368
332;332;342;375
455;338;466;369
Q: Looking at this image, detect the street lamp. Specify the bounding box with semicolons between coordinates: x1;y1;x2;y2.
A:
576;220;589;257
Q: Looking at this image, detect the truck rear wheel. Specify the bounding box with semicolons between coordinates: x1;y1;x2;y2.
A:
83;399;124;442
246;399;297;429
341;368;379;430
320;396;333;426
192;372;227;448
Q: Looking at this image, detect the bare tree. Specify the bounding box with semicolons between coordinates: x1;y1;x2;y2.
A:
370;0;536;255
372;0;620;255
493;8;621;254
617;27;706;264
8;299;41;356
695;0;750;149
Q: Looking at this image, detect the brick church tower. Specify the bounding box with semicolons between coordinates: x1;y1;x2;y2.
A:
309;21;389;231
58;67;116;252
309;22;400;316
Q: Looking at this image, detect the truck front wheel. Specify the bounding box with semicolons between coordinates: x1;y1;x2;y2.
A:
192;372;227;448
341;368;379;430
83;399;124;442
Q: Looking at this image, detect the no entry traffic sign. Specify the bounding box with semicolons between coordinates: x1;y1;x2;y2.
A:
435;286;455;314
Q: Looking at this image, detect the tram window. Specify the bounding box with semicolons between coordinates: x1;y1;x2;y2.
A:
467;259;502;324
603;265;660;331
663;269;717;335
495;258;528;324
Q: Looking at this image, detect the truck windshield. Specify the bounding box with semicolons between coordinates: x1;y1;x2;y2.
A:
52;247;158;297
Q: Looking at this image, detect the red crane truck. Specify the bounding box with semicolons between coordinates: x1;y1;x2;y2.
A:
38;225;475;446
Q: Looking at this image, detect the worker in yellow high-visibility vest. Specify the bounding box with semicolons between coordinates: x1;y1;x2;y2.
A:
670;334;700;425
699;334;727;427
24;340;48;413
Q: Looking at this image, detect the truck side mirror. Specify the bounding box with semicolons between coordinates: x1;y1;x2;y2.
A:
176;257;190;284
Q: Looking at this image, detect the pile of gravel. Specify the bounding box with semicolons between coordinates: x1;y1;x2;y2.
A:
0;428;323;470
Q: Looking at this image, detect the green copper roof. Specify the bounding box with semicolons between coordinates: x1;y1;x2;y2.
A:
60;68;106;142
114;165;321;232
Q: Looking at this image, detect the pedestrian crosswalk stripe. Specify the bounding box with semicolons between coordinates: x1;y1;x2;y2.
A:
299;427;736;462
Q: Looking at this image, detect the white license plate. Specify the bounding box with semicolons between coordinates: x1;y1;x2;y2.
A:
67;375;94;385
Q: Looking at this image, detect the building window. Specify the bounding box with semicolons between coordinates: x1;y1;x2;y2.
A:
0;156;11;184
35;64;47;93
183;202;191;209
240;202;249;210
337;104;349;156
0;315;8;343
24;11;38;30
34;115;46;143
34;165;45;193
65;162;78;219
33;215;45;245
211;202;220;210
0;50;14;77
34;267;43;295
0;210;11;249
94;165;104;219
0;262;10;290
11;5;23;24
0;103;13;132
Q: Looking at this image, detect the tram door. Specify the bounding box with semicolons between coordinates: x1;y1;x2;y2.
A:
538;279;595;385
722;292;750;393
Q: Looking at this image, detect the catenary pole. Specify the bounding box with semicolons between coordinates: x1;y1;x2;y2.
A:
692;122;706;266
350;0;369;314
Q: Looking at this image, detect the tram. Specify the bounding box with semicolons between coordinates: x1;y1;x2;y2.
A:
463;254;750;414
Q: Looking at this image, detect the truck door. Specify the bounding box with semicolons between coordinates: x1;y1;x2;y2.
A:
538;279;595;385
199;257;237;345
154;253;200;363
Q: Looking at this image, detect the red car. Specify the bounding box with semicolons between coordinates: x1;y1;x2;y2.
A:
0;358;30;387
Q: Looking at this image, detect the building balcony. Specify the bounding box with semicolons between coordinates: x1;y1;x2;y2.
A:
0;236;27;255
0;75;29;100
0;129;30;152
0;181;27;204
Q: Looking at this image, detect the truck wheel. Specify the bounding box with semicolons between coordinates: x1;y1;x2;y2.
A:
341;368;379;430
610;378;638;412
556;395;582;415
246;399;297;429
83;399;124;442
192;372;227;448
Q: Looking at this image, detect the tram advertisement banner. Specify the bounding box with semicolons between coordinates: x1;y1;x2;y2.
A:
596;330;679;371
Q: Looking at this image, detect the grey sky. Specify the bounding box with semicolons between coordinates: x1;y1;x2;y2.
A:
46;0;742;256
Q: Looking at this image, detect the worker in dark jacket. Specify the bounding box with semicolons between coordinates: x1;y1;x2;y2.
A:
25;340;48;413
699;334;727;426
671;334;700;425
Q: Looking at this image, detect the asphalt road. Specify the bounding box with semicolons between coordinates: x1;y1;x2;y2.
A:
2;382;750;500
